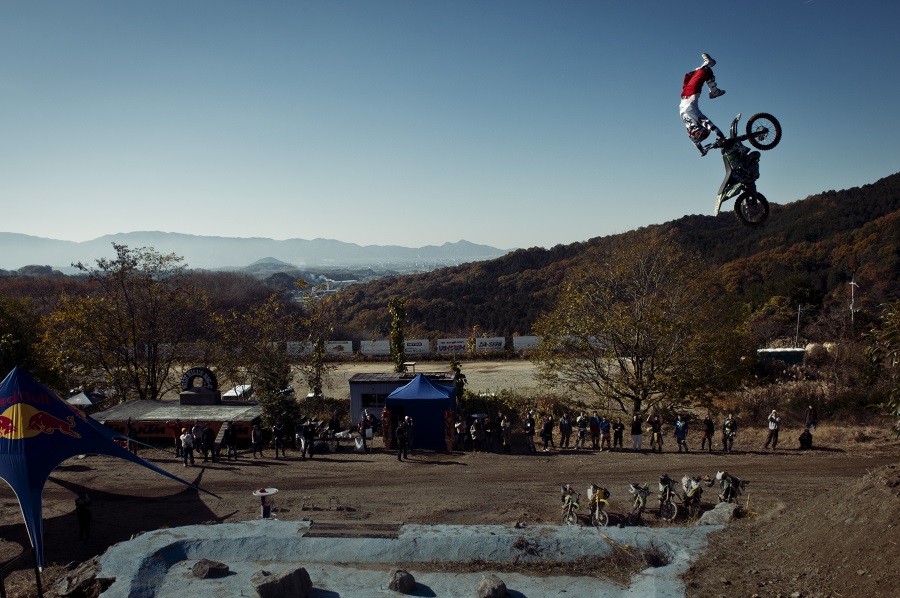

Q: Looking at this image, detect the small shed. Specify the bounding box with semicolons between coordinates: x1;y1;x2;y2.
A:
348;371;456;426
386;374;456;451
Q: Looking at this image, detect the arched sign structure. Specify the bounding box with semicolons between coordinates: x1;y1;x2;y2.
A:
180;367;218;392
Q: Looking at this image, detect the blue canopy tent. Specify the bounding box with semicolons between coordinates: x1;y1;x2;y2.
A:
0;367;217;569
385;374;455;451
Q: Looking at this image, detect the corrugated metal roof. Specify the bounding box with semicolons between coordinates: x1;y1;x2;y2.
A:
91;399;263;423
349;372;456;383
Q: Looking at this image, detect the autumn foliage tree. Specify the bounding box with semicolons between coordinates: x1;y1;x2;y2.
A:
532;235;747;417
40;245;206;401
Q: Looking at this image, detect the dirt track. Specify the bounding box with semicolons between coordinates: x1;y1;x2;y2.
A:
1;361;898;596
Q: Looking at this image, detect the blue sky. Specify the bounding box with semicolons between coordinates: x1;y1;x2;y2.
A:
1;1;898;250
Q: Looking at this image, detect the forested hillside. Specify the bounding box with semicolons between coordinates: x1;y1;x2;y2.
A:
335;172;900;337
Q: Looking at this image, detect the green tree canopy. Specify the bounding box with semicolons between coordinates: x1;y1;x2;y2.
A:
41;244;205;401
532;234;748;416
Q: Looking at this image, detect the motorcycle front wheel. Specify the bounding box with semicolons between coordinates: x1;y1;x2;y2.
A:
563;509;578;525
734;191;770;227
627;507;643;526
659;500;678;522
746;113;782;150
591;507;609;527
687;500;702;520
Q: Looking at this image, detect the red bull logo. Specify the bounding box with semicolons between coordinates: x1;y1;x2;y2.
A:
0;404;81;440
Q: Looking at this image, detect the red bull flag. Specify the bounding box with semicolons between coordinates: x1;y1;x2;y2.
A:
0;367;217;569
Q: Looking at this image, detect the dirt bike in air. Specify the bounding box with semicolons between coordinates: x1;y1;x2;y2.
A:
587;483;611;527
561;484;580;525
704;112;782;227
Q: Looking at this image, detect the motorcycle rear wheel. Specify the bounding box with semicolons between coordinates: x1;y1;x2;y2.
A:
734;191;770;227
591;507;609;527
659;500;678;522
746;113;782;150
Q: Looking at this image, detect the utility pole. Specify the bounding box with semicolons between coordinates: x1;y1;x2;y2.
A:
795;304;803;348
849;277;859;327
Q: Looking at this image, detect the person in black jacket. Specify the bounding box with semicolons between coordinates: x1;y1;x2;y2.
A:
396;417;410;461
630;415;643;451
221;422;238;461
701;414;715;451
201;423;217;463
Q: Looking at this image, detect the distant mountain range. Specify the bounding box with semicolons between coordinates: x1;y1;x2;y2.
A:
0;232;510;272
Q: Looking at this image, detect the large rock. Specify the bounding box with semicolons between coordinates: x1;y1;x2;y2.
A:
250;567;312;598
698;501;742;525
56;557;115;598
388;568;417;593
192;558;230;579
476;573;507;598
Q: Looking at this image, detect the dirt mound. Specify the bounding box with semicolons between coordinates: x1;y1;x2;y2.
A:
684;462;900;597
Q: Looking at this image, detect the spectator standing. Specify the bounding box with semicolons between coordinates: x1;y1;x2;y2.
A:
495;411;504;449
764;409;782;449
523;411;537;453
483;416;495;452
406;417;415;453
805;405;818;430
559;413;573;448
701;414;715;451
501;414;512;453
180;428;195;467
75;492;92;542
674;414;689;453
722;413;737;452
273;420;286;458
612;417;625;450
454;417;466;451
201;423;217;463
576;412;589;449
599;416;612;451
396;417;410;460
221;422;238;461
126;417;137;454
589;412;601;449
470;417;484;452
166;419;183;457
647;414;663;453
251;424;264;458
301;418;317;459
540;416;553;452
191;421;203;455
630;415;643;451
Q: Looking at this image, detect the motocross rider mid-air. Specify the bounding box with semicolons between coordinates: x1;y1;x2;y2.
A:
680;53;726;156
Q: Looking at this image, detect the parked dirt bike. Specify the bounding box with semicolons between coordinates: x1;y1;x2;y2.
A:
705;112;782;227
587;483;611;527
627;482;651;525
716;471;747;503
561;484;580;525
681;475;705;520
658;474;679;522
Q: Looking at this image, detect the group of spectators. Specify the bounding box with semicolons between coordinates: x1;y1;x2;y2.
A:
160;403;821;464
453;404;821;455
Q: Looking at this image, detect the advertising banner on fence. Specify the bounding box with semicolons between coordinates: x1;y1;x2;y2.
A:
512;336;540;351
360;340;391;356
437;338;468;354
404;339;431;355
325;341;353;355
287;341;312;356
476;337;505;352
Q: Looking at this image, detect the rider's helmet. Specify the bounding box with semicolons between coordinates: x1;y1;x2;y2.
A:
688;124;711;143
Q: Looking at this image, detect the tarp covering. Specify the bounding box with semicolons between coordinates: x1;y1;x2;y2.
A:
386;374;455;450
0;367;216;569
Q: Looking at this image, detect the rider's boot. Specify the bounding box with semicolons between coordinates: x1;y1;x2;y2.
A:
707;78;725;99
701;53;716;68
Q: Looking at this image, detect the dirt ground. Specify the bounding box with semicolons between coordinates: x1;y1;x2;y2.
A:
1;361;898;597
